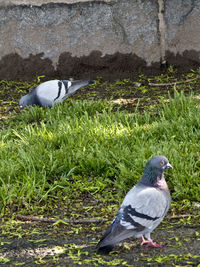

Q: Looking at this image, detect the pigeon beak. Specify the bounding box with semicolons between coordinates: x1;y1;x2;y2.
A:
165;163;173;169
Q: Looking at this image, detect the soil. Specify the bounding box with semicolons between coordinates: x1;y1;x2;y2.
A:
0;50;200;82
0;63;200;266
0;208;199;266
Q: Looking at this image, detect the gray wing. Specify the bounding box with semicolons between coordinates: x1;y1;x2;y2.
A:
35;80;67;106
121;184;171;231
35;79;94;106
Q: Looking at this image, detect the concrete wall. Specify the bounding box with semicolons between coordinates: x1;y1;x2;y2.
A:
0;0;200;80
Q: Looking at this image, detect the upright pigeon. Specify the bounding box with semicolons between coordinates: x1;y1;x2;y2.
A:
97;155;172;254
19;79;94;108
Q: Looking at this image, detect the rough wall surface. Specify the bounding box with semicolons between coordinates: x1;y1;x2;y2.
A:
165;0;200;65
0;0;199;81
0;0;159;65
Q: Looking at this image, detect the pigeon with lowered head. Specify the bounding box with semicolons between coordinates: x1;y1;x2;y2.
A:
97;155;172;254
19;79;94;108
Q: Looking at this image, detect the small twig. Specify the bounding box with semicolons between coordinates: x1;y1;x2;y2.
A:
149;76;200;87
16;214;104;224
16;214;199;224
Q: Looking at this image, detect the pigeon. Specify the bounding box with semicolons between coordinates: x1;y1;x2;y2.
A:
19;79;94;108
97;155;172;254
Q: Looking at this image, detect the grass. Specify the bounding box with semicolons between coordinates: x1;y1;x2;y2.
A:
0;89;200;215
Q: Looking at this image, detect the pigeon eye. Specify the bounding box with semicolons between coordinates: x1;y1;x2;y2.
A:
160;161;164;165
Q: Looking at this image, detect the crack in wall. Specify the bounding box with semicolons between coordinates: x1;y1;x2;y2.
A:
180;0;195;25
111;11;130;45
158;0;166;65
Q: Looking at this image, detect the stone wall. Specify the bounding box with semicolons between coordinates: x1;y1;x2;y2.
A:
0;0;199;80
165;0;200;66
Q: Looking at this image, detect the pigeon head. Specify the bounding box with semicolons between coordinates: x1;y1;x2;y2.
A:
19;92;34;108
140;156;172;186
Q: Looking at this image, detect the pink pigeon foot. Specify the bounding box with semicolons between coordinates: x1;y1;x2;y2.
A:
140;236;163;248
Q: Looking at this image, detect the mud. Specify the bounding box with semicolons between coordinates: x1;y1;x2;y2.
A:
0;50;200;82
0;214;199;266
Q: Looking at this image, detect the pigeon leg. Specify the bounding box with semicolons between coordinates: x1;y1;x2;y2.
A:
140;236;163;248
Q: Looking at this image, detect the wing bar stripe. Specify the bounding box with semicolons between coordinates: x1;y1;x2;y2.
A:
62;80;69;95
54;81;62;101
124;205;160;221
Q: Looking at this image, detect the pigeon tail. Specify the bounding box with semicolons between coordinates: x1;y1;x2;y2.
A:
63;79;94;99
96;217;131;254
88;80;95;84
96;223;116;254
96;244;115;255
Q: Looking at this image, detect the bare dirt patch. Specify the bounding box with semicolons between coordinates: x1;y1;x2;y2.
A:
0;212;199;266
